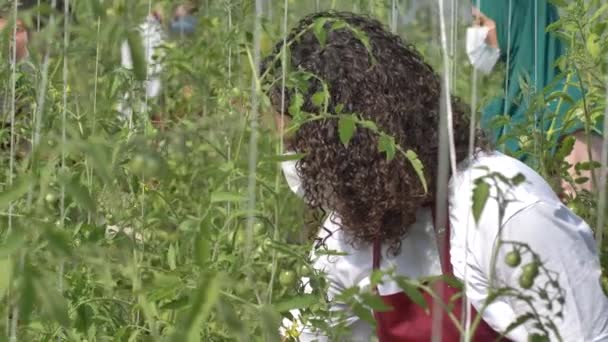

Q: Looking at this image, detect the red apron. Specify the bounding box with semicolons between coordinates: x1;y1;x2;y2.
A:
371;212;506;341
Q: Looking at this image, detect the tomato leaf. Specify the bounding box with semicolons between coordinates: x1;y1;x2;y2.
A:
126;30;147;81
405;149;428;193
311;91;326;108
472;180;490;224
378;135;396;161
273;294;317;312
210;192;245;203
394;277;428;312
359;292;392;312
338;116;356;146
0;258;11;301
0;174;33;209
313;18;328;48
288;92;304;119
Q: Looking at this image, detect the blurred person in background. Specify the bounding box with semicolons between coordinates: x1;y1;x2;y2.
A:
467;0;604;197
0;0;66;156
118;1;199;131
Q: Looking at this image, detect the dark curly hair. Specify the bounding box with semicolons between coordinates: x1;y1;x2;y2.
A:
262;11;487;252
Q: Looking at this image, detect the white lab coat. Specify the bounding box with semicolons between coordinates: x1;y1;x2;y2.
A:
118;15;165;123
282;152;608;341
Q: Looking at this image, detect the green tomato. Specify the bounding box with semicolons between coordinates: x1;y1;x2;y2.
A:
253;222;266;236
567;200;585;217
522;262;539;279
299;264;312;277
235;282;249;297
130;154;146;174
279;270;297;287
265;263;274;275
254;244;265;258
234;229;246;246
44;192;58;204
505;250;521;268
263;238;273;251
144;155;161;175
519;273;534;289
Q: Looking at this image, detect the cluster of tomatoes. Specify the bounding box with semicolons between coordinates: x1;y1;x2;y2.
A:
504;249;540;289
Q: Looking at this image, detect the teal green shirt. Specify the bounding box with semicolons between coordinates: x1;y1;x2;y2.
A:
477;0;601;157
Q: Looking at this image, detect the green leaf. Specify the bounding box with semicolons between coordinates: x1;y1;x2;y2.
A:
545;20;562;33
359;119;378;131
359;292;392;312
311;91;326;108
210;192;246;203
586;33;601;60
288;92;304;119
44;228;73;257
545;91;575;106
195;221;210;267
75;303;95;334
378;135;396;160
260;153;305;164
335;103;344;114
161;296;190;311
370;270;384;287
528;333;551;342
188;275;221;342
0;232;25;259
421;274;464;290
216;300;246;336
338;116;356;146
589;3;608;23
330;20;347;31
60;176;96;212
394;278;428;312
313;18;328;48
0;174;33;209
501;313;534;338
259;305;281;342
472;180;490;224
172;273;222;342
352;302;376;325
405;150;428;193
511;173;526;186
576;161;602;171
36;280;70;327
273;294;317;312
126;30;147;81
0;258;11;301
90;0;105;19
19;260;36;325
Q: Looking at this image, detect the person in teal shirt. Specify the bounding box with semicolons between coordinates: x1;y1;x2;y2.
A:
468;0;603;195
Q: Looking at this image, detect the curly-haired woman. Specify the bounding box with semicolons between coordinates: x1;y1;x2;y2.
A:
263;11;608;342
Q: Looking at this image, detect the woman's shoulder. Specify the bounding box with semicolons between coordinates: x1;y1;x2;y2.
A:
449;151;560;227
452;151;555;196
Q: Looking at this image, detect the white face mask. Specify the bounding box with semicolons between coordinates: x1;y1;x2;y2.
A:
466;26;500;74
280;153;304;198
